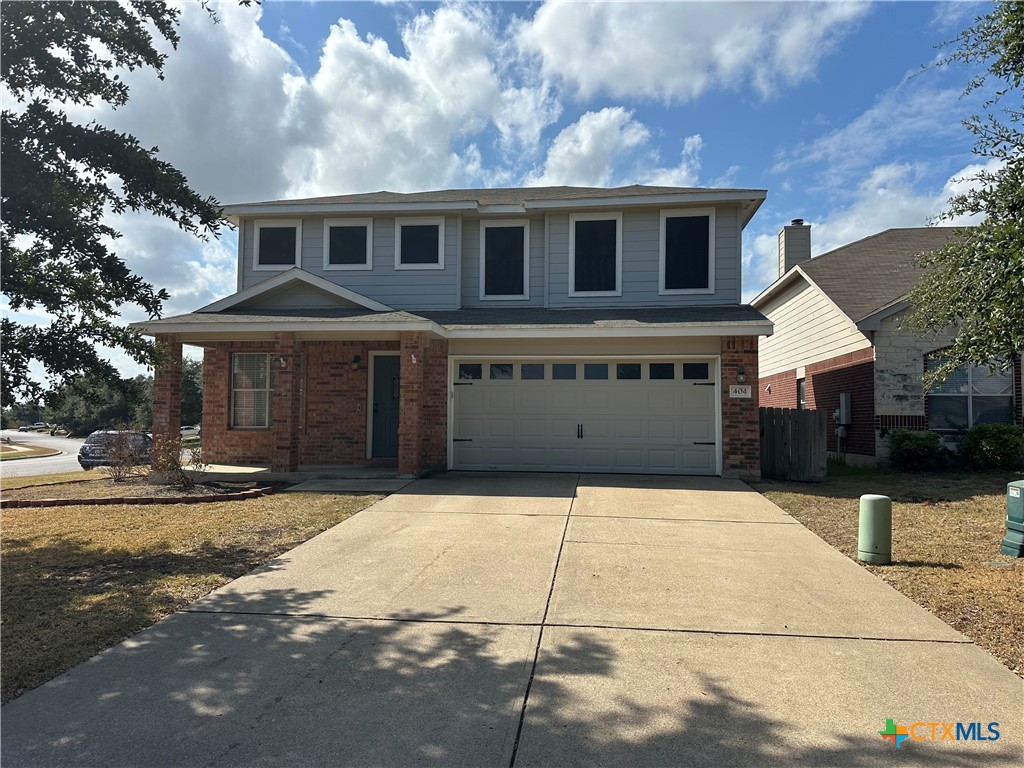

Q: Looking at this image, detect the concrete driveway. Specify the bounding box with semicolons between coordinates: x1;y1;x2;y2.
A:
3;473;1021;767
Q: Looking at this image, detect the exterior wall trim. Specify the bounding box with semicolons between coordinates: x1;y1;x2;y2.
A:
253;219;302;272
321;218;373;271
198;268;394;313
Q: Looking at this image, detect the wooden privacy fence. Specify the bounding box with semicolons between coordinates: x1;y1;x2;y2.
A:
759;407;827;482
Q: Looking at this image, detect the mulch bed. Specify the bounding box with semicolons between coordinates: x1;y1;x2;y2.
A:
1;479;284;508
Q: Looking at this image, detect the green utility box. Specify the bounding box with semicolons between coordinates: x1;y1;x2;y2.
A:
858;494;892;565
1000;480;1024;557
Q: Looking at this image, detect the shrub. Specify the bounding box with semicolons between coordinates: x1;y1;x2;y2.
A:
888;429;943;471
960;423;1024;470
149;435;195;490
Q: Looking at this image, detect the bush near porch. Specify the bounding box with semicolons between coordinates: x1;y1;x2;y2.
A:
754;465;1024;677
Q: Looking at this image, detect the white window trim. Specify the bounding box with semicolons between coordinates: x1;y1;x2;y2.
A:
568;212;622;297
659;207;716;295
253;219;302;272
395;216;445;271
322;218;373;271
479;219;530;301
230;352;272;429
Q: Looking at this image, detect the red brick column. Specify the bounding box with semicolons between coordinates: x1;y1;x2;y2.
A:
721;335;760;480
421;338;449;471
398;332;427;475
271;333;301;472
151;334;183;470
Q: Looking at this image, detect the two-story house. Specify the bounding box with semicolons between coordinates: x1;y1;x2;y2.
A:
139;185;772;478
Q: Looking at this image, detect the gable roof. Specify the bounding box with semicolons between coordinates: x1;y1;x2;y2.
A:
222;184;767;226
198;269;393;313
753;227;962;322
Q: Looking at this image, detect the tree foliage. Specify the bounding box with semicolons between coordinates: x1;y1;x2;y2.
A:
1;1;224;403
45;375;151;436
907;2;1024;385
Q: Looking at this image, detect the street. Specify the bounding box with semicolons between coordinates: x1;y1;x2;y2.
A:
0;430;86;478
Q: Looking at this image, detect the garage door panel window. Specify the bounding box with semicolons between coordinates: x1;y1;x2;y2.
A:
458;363;482;380
570;214;622;296
480;221;529;299
660;209;715;294
553;363;577;380
520;363;545;380
584;363;609;380
926;356;1014;430
616;363;641;380
682;362;710;380
490;363;513;380
650;363;675;380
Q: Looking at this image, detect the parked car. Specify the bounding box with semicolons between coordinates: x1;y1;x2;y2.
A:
18;422;47;432
180;425;201;438
78;431;153;469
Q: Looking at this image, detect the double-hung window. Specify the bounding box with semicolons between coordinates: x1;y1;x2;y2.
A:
323;218;372;270
926;356;1015;431
231;353;272;428
479;220;529;300
660;208;715;294
254;219;302;271
395;217;444;270
569;212;621;296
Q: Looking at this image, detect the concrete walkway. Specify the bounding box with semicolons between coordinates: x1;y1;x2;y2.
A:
3;474;1021;767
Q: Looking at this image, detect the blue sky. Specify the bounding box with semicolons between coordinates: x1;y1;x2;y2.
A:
9;1;997;378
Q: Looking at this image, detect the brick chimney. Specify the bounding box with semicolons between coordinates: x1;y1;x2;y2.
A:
778;219;811;277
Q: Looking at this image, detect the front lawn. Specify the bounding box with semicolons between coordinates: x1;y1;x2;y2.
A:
1;481;379;703
754;465;1023;676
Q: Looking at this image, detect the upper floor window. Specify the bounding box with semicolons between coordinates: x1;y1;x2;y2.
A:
660;208;715;294
569;212;621;297
323;218;372;271
926;356;1014;431
395;216;444;270
231;353;272;428
254;220;302;271
480;220;529;300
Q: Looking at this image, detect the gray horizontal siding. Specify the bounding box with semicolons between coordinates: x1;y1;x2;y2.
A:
460;216;545;307
239;216;459;310
547;204;741;307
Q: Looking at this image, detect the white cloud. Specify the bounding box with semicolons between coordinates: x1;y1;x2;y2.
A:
518;0;868;103
528;107;649;186
742;159;996;300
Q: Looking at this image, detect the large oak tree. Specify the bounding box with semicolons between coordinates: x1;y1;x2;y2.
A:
908;2;1024;384
1;1;225;403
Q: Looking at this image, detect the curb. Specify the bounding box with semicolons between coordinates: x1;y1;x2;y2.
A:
0;485;279;510
0;448;62;462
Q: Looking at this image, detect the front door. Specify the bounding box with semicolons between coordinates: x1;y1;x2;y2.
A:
371;355;400;458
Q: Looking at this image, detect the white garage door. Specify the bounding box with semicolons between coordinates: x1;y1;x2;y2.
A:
451;358;719;475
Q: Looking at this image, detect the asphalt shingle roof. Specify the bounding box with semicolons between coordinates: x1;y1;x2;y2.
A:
227;184;765;208
797;227;962;321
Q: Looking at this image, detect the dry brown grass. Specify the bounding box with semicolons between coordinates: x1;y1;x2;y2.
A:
0;445;61;460
754;465;1024;677
1;470;106;490
1;490;379;702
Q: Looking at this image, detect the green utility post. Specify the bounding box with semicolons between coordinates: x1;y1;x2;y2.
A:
858;494;892;565
999;481;1024;557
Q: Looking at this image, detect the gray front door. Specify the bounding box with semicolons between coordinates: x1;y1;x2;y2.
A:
371;355;400;458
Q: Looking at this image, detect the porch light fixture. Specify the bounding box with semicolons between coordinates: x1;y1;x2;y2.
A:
351;354;361;371
736;364;746;384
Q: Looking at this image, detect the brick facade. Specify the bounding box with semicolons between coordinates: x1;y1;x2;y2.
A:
398;332;448;475
805;348;875;456
151;334;183;470
720;335;760;479
760;369;798;409
202;342;276;466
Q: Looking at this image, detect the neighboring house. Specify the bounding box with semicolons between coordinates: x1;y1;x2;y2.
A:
139;185;773;478
752;223;1022;463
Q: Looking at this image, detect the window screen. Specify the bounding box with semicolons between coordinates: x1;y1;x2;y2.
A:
400;224;440;265
484;226;525;296
664;215;710;290
573;219;617;292
328;225;368;266
258;226;297;266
